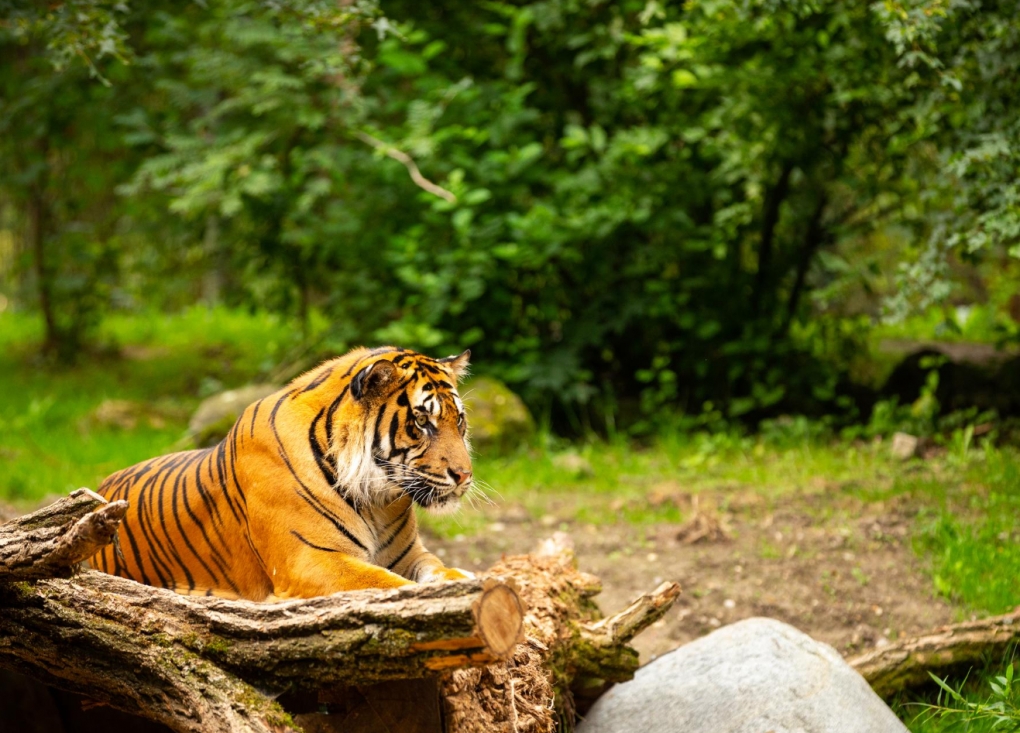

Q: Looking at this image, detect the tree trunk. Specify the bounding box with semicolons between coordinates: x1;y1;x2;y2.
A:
780;191;828;336
27;175;59;355
750;161;794;314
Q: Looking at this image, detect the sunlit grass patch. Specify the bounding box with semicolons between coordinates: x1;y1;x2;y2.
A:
0;307;294;505
914;449;1020;616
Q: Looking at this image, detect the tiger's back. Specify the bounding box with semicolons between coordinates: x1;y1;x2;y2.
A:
92;436;272;599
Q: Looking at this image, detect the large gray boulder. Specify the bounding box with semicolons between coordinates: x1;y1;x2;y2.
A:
578;618;907;733
188;383;280;447
462;376;534;455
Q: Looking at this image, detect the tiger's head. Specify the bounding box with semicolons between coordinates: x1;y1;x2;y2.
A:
332;347;473;511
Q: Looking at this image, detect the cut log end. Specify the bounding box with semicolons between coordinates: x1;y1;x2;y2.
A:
474;581;525;660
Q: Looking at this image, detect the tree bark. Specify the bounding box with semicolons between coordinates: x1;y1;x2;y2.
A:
28;173;59;355
0;488;127;581
849;610;1020;698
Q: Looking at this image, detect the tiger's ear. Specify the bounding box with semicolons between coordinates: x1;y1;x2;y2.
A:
438;349;471;381
351;360;398;400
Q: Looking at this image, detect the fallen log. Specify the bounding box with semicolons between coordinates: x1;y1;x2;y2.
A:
0;492;679;733
850;610;1020;698
0;488;127;581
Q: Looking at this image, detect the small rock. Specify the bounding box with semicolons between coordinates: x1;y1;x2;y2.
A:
86;399;184;431
552;451;594;478
890;432;919;460
460;376;534;455
188;384;280;447
578;618;908;733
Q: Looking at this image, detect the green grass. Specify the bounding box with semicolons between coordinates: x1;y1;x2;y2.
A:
913;448;1020;615
895;651;1020;733
0;307;296;504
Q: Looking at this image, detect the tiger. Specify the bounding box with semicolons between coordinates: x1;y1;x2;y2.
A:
89;346;477;600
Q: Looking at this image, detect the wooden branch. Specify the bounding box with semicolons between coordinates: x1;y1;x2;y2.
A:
440;532;682;733
850;611;1020;698
0;488;128;581
354;131;458;203
576;581;682;683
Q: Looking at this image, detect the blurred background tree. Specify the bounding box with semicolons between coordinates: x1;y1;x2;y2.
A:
1;0;1018;430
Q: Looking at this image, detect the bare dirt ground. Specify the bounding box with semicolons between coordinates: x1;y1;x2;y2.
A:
428;488;957;663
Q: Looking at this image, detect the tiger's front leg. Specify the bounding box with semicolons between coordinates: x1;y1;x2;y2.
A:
391;537;476;583
374;501;474;583
248;492;414;598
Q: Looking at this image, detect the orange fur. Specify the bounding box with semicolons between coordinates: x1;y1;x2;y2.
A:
90;346;476;600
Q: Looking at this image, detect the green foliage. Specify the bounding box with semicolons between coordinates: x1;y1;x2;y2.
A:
0;0;132;82
899;652;1020;732
923;664;1020;730
2;0;1020;421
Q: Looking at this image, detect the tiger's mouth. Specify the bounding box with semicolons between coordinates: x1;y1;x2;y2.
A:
404;482;465;511
375;458;468;510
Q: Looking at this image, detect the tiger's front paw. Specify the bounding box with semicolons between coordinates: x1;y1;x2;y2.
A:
418;566;476;583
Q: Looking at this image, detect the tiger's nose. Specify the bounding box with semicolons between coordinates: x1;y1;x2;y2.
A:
448;468;472;486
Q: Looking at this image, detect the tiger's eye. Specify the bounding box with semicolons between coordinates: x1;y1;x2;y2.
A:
415;412;428;428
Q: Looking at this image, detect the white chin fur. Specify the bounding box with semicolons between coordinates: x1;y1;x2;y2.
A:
425;495;462;516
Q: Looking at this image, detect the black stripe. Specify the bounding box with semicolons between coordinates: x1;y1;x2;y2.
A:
214;440;243;524
136;455;191;586
309;407;338;486
193;449;230;539
407;555;427;580
269;396;369;553
182;460;238;590
298;366;334;395
161;456;198;590
387;540;414;571
378;511;411;553
118;519;151;586
289;462;370;553
290;529;340;553
249;399;261;439
133;462;174;587
228;425;248;508
388;411;400;453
